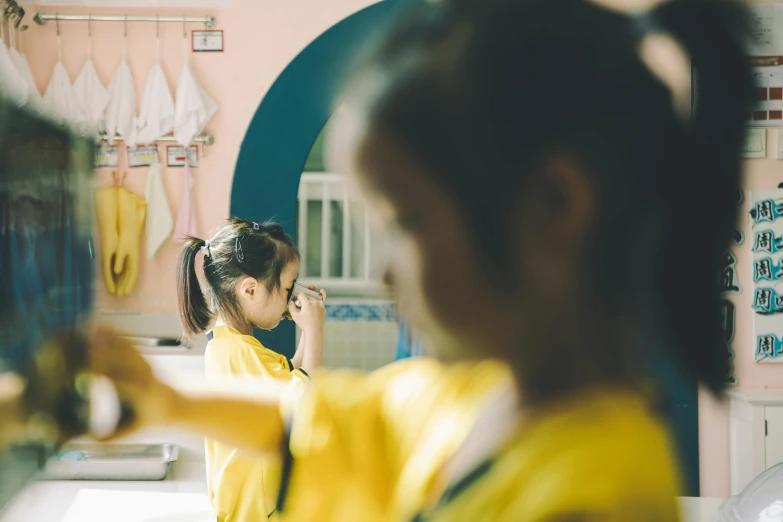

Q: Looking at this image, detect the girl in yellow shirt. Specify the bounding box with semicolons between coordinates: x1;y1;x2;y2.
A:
91;0;754;521
177;218;325;521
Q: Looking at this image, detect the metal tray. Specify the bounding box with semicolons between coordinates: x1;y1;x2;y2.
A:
39;443;178;481
125;336;191;354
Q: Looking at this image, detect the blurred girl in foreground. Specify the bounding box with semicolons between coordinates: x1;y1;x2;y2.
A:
92;0;753;520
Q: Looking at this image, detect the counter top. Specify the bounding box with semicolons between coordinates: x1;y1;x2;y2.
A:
1;475;724;522
0;428;210;522
0;463;210;522
679;497;724;522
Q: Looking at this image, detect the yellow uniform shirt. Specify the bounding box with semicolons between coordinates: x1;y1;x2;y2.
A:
204;325;309;522
277;359;682;522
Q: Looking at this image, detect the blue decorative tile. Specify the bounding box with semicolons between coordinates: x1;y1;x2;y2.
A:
326;303;397;322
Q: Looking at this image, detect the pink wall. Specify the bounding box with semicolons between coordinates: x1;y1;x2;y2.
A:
16;0;375;312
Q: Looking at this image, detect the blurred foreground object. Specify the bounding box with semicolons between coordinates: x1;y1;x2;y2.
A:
0;99;95;509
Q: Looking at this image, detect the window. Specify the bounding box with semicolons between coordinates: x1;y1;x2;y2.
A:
297;123;388;297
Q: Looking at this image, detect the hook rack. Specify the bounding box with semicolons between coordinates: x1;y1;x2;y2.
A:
99;133;215;147
33;13;217;28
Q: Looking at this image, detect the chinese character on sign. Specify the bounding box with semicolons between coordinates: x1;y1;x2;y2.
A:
719;252;741;294
754;258;776;282
752;199;783;224
719;300;735;342
754;288;772;313
757;200;774;222
755;231;773;253
758;335;775;358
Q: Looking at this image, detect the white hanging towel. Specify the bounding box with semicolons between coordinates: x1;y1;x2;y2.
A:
9;49;42;113
0;40;28;108
144;162;173;259
174;164;197;240
73;59;109;138
174;62;217;146
136;63;175;146
105;61;136;145
43;62;82;126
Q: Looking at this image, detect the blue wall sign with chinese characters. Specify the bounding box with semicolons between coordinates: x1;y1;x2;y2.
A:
751;190;783;363
751;198;783;225
754;229;783;253
756;334;783;360
754;256;783;282
753;287;783;314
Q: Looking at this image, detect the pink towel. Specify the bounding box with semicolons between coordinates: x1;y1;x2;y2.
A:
174;165;198;240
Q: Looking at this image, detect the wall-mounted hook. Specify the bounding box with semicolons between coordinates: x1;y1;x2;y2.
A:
156;14;159;39
15;5;26;31
124;14;127;38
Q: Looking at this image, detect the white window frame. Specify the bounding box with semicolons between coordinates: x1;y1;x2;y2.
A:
297;172;388;298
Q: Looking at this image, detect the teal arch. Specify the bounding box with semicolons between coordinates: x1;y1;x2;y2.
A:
230;0;406;357
229;0;700;497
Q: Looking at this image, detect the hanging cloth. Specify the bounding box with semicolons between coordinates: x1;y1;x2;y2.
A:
174;61;217;146
104;61;136;145
10;21;43;113
174;164;197;240
73;59;109;138
9;49;42;112
0;36;28;108
43;62;81;126
136;63;175;145
144;163;173;259
43;23;81;125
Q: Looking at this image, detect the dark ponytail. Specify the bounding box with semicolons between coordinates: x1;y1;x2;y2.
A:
650;0;753;394
177;236;213;337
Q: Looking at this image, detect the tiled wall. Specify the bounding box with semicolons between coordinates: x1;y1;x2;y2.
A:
300;300;399;371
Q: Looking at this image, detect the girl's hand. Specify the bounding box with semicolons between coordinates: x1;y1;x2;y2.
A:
289;286;326;333
89;325;179;439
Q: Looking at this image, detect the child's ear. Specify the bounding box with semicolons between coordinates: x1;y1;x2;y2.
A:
239;277;258;299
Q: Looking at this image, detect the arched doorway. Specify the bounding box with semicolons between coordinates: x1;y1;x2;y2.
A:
231;0;406;357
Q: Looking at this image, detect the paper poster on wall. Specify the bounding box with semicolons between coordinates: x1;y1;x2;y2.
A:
746;4;783;126
751;189;783;362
